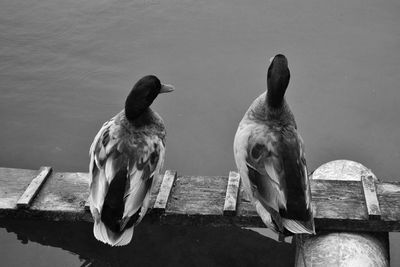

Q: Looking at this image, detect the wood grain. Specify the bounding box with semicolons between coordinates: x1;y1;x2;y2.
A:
165;175;227;216
1;163;400;232
0;167;38;209
362;174;382;220
17;167;52;208
223;171;241;216
377;182;400;222
153;170;177;212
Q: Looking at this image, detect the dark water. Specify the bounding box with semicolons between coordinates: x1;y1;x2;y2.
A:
0;0;399;266
0;220;295;267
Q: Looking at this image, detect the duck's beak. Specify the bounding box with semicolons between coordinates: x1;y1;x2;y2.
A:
269;56;274;63
160;83;175;94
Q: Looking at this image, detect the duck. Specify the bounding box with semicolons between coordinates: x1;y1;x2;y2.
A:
88;75;174;246
233;54;315;239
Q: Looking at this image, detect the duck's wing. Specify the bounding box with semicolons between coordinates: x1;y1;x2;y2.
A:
89;115;165;246
89;118;116;221
121;134;165;228
275;129;314;234
234;122;314;235
234;123;282;232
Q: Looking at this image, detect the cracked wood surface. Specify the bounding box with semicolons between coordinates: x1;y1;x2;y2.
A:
1;160;400;231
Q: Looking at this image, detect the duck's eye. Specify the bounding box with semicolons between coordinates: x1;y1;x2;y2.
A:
251;143;264;159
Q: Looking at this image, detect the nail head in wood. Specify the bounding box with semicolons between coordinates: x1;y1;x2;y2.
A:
223;171;241;216
361;173;381;220
17;166;52;209
153;170;177;212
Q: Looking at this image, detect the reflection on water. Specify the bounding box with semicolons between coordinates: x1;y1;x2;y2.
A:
0;219;294;267
0;0;400;265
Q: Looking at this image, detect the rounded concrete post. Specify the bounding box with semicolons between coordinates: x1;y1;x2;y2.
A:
295;160;390;267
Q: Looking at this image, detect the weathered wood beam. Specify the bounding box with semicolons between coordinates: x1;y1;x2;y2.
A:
362;172;382;220
16;167;52;209
153;170;177;212
223;171;241;216
0;161;400;234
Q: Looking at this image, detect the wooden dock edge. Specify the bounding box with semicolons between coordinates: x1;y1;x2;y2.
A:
1;161;400;232
0;160;398;266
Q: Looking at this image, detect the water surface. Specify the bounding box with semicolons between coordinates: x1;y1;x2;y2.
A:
1;0;399;266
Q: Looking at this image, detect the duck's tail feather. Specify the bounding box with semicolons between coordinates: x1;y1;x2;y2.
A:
255;201;279;232
255;199;315;236
282;218;315;235
93;221;134;246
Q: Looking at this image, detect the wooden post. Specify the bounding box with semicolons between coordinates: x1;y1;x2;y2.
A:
295;160;390;267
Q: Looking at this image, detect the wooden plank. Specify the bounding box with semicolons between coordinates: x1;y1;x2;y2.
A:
2;165;400;231
28;171;91;221
153;170;177;212
0;167;38;209
165;175;227;216
311;180;366;220
223;171;241;216
17;167;52;208
377;182;400;222
362;174;382;220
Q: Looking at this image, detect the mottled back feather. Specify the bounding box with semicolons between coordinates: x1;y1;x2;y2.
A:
234;93;314;236
89;109;166;246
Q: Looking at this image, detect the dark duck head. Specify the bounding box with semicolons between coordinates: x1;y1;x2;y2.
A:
266;54;290;109
125;75;174;122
